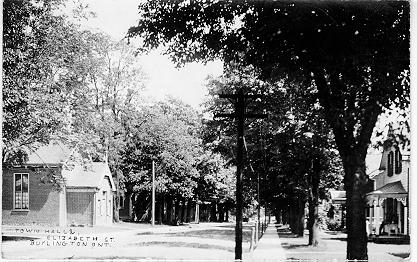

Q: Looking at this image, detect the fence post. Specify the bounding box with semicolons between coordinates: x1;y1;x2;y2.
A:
255;221;259;244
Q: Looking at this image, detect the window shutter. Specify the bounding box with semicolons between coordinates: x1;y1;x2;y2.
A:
395;150;402;174
388;151;394;177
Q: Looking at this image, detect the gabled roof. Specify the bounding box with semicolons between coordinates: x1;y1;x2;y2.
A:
26;141;72;165
329;190;346;200
367;181;407;197
63;162;116;191
329;190;346;204
366;153;383;177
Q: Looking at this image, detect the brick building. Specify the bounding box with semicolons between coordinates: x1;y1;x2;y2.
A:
2;142;116;226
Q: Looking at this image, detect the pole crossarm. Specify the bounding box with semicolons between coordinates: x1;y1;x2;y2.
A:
214;113;268;119
214;113;236;118
219;93;263;99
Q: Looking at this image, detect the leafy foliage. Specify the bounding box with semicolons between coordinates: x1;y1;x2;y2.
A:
3;0;77;164
129;2;409;258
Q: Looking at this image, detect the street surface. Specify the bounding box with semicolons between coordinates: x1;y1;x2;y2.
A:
1;221;410;261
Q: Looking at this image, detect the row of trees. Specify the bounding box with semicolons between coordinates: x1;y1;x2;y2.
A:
128;1;409;260
4;2;409;260
202;64;344;245
3;0;236;223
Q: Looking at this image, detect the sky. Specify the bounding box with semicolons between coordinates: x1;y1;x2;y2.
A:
73;0;223;110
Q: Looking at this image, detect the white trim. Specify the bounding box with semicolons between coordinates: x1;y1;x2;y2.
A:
66;187;97;192
13;173;30;210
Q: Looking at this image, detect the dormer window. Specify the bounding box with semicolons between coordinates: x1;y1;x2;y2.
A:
395;149;402;174
387;151;394;177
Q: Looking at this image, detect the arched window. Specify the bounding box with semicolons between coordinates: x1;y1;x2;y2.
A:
395;149;402;174
387;151;394;177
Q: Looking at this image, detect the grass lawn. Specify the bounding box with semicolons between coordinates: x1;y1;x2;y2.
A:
276;225;410;262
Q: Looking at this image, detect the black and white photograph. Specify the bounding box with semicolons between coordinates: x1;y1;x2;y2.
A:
1;0;412;261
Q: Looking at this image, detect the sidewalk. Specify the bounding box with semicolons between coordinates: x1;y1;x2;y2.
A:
252;223;286;261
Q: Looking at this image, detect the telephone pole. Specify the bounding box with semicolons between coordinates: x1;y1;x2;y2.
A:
215;89;267;260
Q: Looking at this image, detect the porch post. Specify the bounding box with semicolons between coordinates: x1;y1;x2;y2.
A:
369;205;374;234
397;200;402;234
374;200;380;235
404;206;408;235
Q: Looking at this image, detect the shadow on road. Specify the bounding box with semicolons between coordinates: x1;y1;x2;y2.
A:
280;244;309;249
137;228;252;242
128;241;235;252
389;252;410;258
274;225;301;239
2;236;38;242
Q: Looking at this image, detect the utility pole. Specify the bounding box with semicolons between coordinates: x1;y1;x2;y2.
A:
152;160;155;226
215;89;267;260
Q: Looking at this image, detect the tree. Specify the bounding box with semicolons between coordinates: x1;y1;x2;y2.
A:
195;151;236;221
128;2;409;259
75;33;147;221
3;1;150;222
202;64;343;243
120;98;204;223
2;0;83;164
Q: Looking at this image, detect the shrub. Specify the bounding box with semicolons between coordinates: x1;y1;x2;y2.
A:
326;218;341;231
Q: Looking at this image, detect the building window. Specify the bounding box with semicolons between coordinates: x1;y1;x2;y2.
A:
108;199;111;216
387;151;394;177
102;191;106;216
120;196;124;208
395;149;402;174
14;173;29;210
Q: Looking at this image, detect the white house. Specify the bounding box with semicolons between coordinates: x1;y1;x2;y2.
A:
365;140;410;236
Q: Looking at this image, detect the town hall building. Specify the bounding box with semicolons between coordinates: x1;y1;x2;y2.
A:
2;142;116;227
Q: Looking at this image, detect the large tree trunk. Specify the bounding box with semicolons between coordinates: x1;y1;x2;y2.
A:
181;200;186;223
186;200;192;223
113;194;120;222
158;194;164;224
127;193;134;221
166;196;173;224
313;69;380;260
289;197;305;236
113;170;120;222
289;202;296;233
276;209;282;224
297;198;305;237
344;154;369;260
225;203;229;222
210;201;217;222
308;157;321;247
218;203;224;222
175;199;181;225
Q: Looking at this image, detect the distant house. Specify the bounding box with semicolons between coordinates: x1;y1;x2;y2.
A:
2;142;116;226
328;132;410;238
366;141;410;236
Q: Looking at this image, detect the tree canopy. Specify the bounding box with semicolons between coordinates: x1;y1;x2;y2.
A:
128;1;409;259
